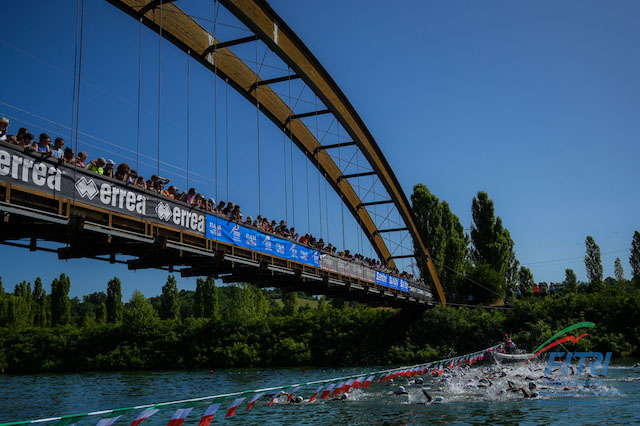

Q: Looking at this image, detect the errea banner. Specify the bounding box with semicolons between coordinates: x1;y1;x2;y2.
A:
0;143;206;235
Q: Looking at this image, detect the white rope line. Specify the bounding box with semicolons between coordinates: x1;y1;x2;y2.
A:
0;344;501;426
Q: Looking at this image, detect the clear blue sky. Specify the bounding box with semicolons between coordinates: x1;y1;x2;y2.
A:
0;0;638;299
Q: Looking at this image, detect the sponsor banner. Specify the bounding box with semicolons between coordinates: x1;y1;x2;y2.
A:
364;267;376;284
388;275;400;290
320;254;338;272
205;216;319;267
375;271;388;287
0;143;206;235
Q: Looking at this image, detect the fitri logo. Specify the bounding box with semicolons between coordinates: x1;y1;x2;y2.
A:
75;176;99;200
155;202;173;221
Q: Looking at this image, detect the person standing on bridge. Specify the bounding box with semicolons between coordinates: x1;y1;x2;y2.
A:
0;117;9;141
86;157;106;174
51;138;65;160
30;133;51;154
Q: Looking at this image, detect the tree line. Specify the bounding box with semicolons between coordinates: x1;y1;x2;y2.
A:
1;271;639;373
411;184;640;304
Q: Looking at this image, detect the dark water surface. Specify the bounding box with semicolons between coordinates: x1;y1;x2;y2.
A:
1;362;639;425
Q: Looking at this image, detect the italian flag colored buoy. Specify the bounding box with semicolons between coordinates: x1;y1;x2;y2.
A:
131;408;159;426
246;392;265;411
197;403;222;426
308;385;324;403
225;397;245;419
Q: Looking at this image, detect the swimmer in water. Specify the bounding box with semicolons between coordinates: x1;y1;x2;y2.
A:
393;386;409;396
290;395;304;404
414;377;424;385
420;389;444;404
331;394;348;401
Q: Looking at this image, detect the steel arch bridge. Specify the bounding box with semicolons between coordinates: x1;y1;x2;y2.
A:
0;0;446;306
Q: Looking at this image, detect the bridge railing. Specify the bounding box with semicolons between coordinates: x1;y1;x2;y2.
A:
0;141;432;300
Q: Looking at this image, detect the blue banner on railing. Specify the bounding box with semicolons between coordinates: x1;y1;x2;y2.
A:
206;215;319;267
375;271;388;286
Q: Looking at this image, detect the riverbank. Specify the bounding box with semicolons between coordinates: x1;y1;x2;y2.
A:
1;288;638;374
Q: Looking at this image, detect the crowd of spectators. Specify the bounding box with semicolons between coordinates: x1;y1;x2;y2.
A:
0;117;420;284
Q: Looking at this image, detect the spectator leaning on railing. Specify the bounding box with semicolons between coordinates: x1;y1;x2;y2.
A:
0;117;9;141
0;131;423;285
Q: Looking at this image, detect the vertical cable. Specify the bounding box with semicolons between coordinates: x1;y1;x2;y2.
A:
212;0;219;207
282;70;288;223
156;1;163;236
186;49;190;189
288;67;295;229
255;39;263;260
70;0;80;156
315;95;322;239
70;0;84;215
225;78;229;202
325;179;329;243
136;17;142;172
339;125;345;251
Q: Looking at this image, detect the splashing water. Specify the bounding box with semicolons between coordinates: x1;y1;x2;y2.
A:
1;360;638;424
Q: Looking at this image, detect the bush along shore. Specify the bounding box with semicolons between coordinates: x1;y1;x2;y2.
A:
1;274;639;373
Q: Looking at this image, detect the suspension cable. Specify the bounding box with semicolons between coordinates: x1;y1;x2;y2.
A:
136;17;142;172
71;0;85;217
155;1;163;236
225;77;229;202
255;36;262;258
282;73;288;224
315;95;322;239
186;49;190;189
288;67;295;229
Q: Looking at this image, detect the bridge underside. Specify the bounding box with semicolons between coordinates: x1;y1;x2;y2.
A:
0;181;433;309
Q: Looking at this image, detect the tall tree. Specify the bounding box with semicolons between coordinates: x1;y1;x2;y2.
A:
411;184;468;294
32;277;47;327
106;277;123;324
517;266;535;290
614;258;625;284
124;290;159;331
631;231;640;287
202;277;219;320
584;236;604;293
470;191;517;286
50;273;71;326
95;302;107;324
194;278;205;318
282;291;297;316
159;275;181;321
564;269;578;294
194;277;219;320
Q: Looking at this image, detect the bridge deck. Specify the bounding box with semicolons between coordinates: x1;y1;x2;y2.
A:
0;142;433;308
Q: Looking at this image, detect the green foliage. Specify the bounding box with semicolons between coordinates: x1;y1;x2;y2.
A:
470;191;517;289
50;274;71;326
95;303;107;324
159;275;181;321
458;263;504;304
411;184;468;294
32;278;47;327
631;231;640;287
196;277;219;320
564;269;578;294
106;277;123;324
614;258;625;284
585;236;604;292
123;290;159;332
281;291;297;316
517;266;535;291
317;297;327;313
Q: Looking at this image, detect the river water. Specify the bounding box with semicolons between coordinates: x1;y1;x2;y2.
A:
1;361;639;425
